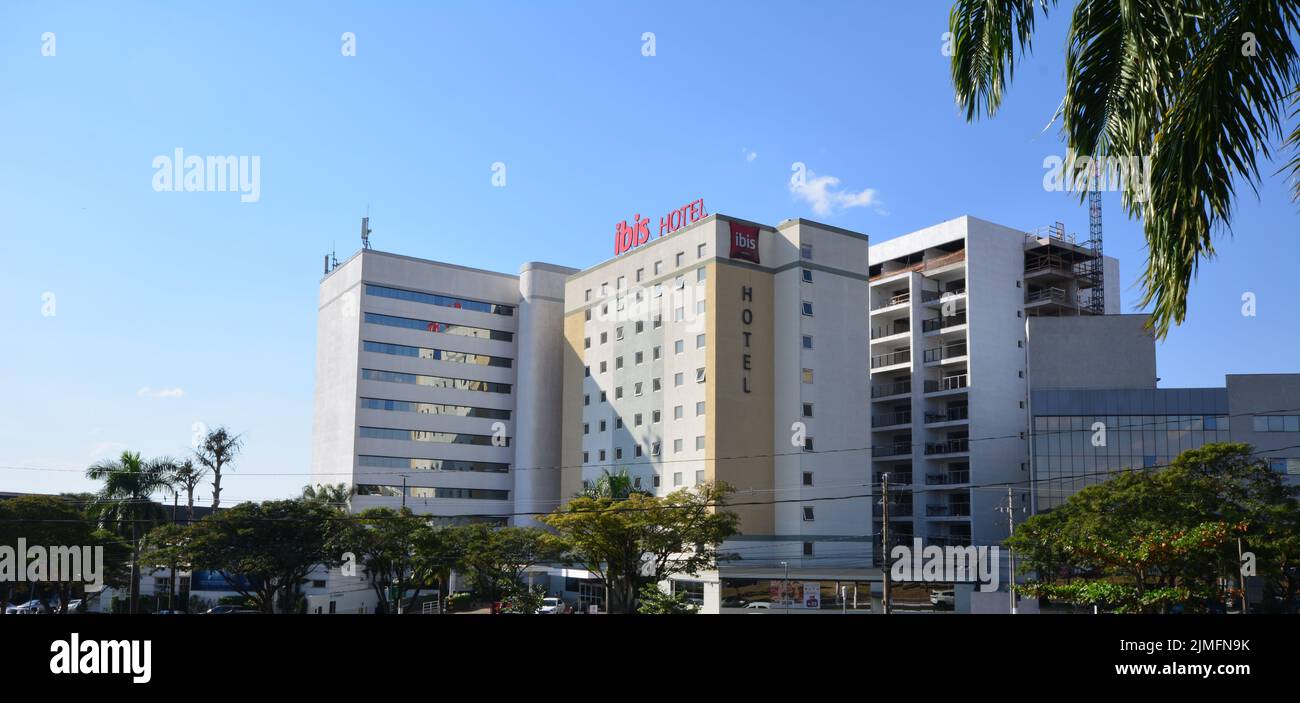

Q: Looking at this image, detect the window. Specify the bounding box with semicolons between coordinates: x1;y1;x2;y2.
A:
802;269;813;283
802;403;813;418
674;438;683;453
675;340;685;354
583;423;589;435
585;289;592;301
616;418;623;429
584;394;590;406
653;346;661;360
674;275;685;290
584;337;591;349
654;261;663;275
676;252;684;267
634;382;643;396
802;471;814;486
584;365;590;377
673;472;683;486
583;451;589;463
635;321;644;334
615;447;623;459
653;284;663;298
804;437;814;451
695;435;706;450
599;449;606;461
695;300;705;314
617;275;625;289
653;475;661;487
674;372;684;386
652;441;661;455
653;314;662;328
802;368;814;384
599;420;607;432
600;332;608;344
803;542;814;556
615;387;623;399
803;506;815;521
634;413;643;426
695;470;705;485
599;361;607;373
652;410;661;423
697;267;707;282
635;351;644;365
696;367;706;383
801;301;814;316
674;405;684;419
1254;415;1300;432
585;309;591;321
601;283;608;296
600;391;607;402
696;401;706;416
652;378;662;391
696;334;706;349
800;243;813;260
616;326;625;341
802;335;813;349
697;243;706;259
615;356;624;370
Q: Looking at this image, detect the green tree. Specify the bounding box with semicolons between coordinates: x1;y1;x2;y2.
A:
336;507;431;614
948;0;1300;336
581;468;648;500
301;483;351;511
170;459;208;524
178;499;342;613
636;583;700;614
194;426;242;512
85;451;173;614
0;495;130;614
450;524;566;602
1008;443;1299;612
541;482;740;614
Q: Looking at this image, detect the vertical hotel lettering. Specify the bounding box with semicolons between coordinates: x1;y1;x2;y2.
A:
730;221;761;394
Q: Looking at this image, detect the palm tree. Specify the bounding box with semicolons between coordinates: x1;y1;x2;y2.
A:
170;458;208;524
194;426;242;511
581;468;649;500
86;451;173;614
948;0;1300;336
301;482;352;511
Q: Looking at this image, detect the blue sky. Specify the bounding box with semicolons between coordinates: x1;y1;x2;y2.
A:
1;1;1296;501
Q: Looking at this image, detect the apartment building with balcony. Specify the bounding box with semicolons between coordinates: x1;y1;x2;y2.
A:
868;216;1121;558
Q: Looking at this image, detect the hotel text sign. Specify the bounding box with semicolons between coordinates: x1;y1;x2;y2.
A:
614;197;708;256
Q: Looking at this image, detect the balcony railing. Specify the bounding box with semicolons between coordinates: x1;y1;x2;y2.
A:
871;349;911;369
873;411;912;427
925;406;969;424
922;288;966;303
923;374;969;393
921;313;967;333
885;503;914;517
872;380;912;398
872;292;910;310
926;503;972;517
923;342;968;363
1025;287;1070;305
871;323;910;340
872;444;913;458
925;535;973;548
925;438;970;455
925;470;971;486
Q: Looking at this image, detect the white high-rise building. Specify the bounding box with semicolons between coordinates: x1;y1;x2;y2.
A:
310;249;576;525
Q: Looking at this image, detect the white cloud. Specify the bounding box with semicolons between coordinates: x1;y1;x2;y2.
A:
788;169;882;216
742;147;758;162
137;386;185;399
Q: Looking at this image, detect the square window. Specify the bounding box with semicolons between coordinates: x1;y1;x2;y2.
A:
802;335;813;349
802;471;814;486
634;413;643;426
801;301;814;316
615;387;623;399
673;472;683;486
802;269;813;283
800;243;813;260
802;368;814;384
674;372;684;386
696;300;706;314
695;435;705;450
635;351;644;364
803;506;815;521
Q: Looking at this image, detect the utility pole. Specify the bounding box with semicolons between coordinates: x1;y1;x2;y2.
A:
401;475;407;509
1000;488;1017;614
1238;537;1248;615
781;561;789;614
881;473;890;615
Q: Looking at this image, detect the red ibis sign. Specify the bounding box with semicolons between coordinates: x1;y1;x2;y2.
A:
614;197;708;255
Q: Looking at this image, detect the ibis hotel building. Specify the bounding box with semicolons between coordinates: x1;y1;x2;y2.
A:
559;212;877;605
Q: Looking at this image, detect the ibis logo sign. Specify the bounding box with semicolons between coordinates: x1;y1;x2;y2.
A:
614;197;708;256
729;221;760;264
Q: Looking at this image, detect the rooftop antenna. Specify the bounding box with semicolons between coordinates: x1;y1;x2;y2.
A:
361;208;373;250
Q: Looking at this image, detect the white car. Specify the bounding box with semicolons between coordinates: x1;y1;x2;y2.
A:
537;597;563;615
6;600;48;614
743;601;771;609
930;589;955;609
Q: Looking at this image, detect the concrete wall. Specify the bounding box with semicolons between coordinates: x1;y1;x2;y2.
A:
1026;314;1156;390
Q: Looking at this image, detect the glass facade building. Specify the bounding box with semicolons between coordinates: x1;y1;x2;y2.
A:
1030;388;1231;511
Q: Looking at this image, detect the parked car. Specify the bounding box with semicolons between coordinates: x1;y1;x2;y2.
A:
743;601;771;609
6;600;48;614
537;597;563;615
204;605;258;614
930;589;955;609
